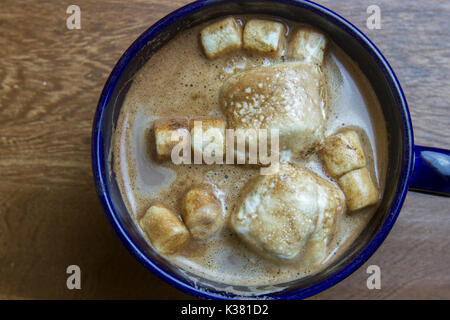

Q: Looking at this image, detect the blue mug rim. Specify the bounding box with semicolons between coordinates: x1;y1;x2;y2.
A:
91;0;414;299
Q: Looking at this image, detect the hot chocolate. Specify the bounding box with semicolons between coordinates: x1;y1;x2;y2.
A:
112;15;388;288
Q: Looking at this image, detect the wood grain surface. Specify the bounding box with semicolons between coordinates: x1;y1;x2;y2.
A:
0;0;448;300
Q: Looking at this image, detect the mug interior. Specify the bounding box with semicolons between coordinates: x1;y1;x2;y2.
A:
92;0;413;299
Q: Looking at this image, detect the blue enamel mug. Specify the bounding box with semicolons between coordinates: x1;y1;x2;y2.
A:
91;0;450;299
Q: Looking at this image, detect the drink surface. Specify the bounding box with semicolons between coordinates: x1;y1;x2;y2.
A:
112;15;388;288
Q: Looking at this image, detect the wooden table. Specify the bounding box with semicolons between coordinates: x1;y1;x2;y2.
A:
0;0;448;299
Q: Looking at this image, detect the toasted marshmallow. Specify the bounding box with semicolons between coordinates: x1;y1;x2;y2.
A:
139;204;190;254
154;118;190;161
182;186;224;240
200;17;242;59
306;180;345;264
243;19;285;55
190;118;226;163
231;163;343;262
320;129;366;177
220;61;326;154
338;167;379;212
290;27;327;64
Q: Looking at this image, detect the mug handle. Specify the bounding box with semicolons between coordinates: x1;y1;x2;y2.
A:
409;145;450;196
